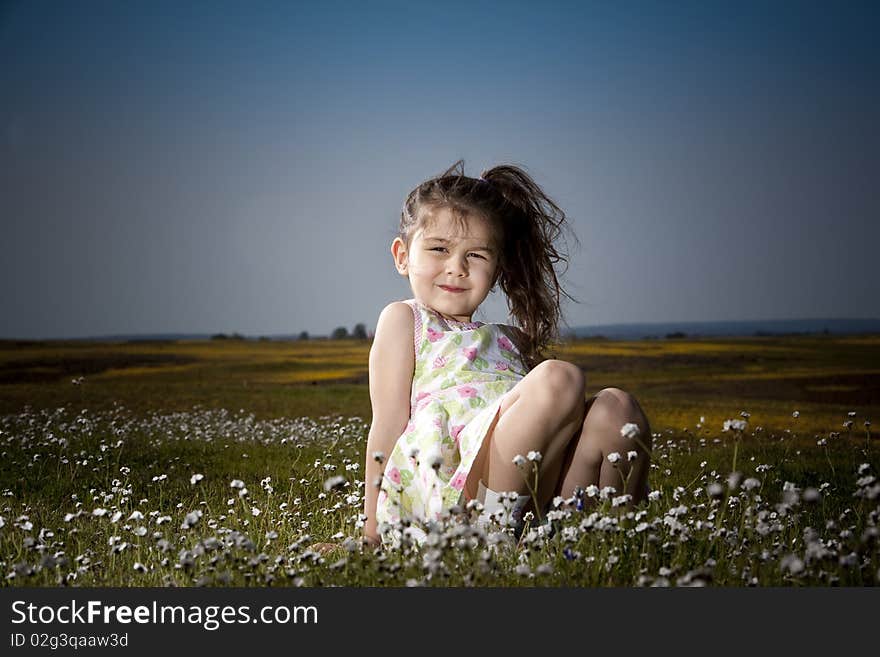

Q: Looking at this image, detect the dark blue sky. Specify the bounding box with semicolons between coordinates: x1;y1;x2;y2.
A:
2;0;878;338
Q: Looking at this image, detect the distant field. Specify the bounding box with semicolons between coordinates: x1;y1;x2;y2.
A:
1;335;877;435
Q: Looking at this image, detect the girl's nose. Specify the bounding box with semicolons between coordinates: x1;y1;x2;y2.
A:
446;256;468;276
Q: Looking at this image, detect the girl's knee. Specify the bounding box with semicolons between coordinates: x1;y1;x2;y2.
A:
530;359;586;408
589;388;650;436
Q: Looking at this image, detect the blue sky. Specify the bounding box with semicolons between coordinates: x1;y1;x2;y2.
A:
1;0;878;338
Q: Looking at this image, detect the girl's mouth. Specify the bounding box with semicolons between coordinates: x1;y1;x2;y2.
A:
440;285;465;293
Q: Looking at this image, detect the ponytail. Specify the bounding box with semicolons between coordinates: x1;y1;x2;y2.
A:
480;164;578;368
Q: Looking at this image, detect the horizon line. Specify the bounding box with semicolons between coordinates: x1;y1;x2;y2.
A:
4;316;880;342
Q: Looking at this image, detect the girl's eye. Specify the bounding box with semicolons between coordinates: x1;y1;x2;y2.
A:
427;247;486;259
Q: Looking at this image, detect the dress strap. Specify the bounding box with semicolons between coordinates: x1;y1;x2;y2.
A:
401;299;423;360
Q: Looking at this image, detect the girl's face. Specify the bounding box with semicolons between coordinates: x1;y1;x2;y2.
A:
391;206;500;323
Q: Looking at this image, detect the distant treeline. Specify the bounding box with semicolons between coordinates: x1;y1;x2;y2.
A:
210;323;372;342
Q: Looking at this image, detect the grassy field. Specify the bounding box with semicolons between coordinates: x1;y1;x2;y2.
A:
0;334;877;586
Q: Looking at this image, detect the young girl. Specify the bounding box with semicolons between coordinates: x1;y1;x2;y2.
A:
362;160;651;548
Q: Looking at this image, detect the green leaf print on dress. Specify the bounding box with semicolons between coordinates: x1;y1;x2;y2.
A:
445;399;466;416
399;469;413;489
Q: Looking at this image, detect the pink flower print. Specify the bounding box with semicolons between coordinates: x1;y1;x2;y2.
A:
462;346;478;361
450;471;467;491
406;420;415;433
495;361;509;371
497;336;514;352
427;327;444;342
387;467;401;485
415;391;432;410
451;424;465;445
458;386;477;399
433;355;447;369
433;415;443;429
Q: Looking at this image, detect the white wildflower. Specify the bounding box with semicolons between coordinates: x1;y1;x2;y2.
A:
612;494;632;507
723;419;747;432
324;475;346;491
180;510;202;529
802;488;820;503
599;486;617;500
607;452;621;464
190;473;204;485
781;554;804;575
727;472;743;491
706;483;724;499
620;422;641;439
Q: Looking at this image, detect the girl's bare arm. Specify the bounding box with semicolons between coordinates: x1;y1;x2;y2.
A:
362;301;415;545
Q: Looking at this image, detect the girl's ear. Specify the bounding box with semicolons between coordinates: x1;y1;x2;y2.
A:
391;237;408;275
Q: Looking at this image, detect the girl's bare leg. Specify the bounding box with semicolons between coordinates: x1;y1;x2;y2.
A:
465;360;587;510
555;387;652;502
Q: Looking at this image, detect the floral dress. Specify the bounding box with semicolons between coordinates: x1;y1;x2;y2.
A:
375;298;530;546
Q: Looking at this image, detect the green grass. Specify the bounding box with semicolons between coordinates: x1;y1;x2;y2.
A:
0;335;877;586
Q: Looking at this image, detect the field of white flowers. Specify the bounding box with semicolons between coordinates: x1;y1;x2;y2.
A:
1;404;877;586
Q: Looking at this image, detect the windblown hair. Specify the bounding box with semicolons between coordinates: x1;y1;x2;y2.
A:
398;159;578;369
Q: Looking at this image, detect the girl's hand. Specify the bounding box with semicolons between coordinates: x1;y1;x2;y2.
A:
362;535;381;552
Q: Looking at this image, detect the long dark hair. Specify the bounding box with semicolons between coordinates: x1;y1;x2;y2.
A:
399;160;578;369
